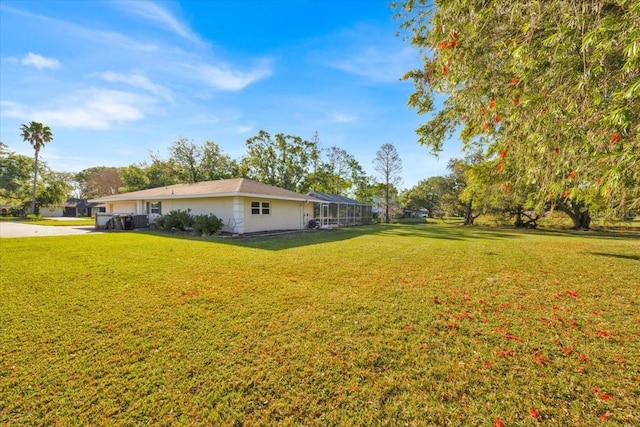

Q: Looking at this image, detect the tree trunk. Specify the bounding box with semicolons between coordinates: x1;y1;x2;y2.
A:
31;150;39;215
463;200;474;225
556;200;591;229
385;181;390;223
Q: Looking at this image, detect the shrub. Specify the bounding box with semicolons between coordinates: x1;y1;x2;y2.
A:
155;209;193;231
193;213;223;236
25;214;42;221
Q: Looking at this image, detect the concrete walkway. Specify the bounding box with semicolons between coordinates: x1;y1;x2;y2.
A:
0;221;101;238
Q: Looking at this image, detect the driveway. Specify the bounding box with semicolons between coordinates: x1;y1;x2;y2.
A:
0;221;101;238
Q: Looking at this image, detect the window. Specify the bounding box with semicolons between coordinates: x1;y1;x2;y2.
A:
251;201;270;215
147;202;162;214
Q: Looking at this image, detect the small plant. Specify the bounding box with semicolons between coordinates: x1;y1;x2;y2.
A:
25;214;42;221
192;213;223;236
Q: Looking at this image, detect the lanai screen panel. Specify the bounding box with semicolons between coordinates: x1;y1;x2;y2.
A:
308;191;373;226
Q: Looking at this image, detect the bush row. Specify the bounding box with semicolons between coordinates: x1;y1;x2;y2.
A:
154;209;223;236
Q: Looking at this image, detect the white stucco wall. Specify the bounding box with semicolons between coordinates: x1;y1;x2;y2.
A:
40;206;64;217
242;198;314;233
106;202;137;214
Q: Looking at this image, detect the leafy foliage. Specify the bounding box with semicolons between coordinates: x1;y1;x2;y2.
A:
395;0;640;215
192;213;224;236
0;143;32;207
155;209;193;231
37;171;72;209
75;167;122;198
242;130;318;192
169;137;237;183
154;209;223;235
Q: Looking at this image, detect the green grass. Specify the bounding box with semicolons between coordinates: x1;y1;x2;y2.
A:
1;224;639;426
0;216;95;226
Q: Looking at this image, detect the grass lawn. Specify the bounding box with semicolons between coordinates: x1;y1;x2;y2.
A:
1;224;638;426
0;216;95;227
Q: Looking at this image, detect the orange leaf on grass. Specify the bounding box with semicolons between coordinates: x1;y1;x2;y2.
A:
611;133;621;144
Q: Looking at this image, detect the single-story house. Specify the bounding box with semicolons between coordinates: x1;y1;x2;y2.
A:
89;178;325;234
40;198;106;218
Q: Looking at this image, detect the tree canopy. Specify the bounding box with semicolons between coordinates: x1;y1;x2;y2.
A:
395;0;640;224
242;131;318;192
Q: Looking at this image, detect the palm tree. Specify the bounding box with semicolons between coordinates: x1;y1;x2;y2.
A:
20;121;53;214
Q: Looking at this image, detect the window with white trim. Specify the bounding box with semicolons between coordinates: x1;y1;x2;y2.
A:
251;201;270;215
147;202;162;214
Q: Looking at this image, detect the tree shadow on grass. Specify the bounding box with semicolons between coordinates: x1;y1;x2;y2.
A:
376;224;525;242
536;227;640;241
139;223;525;251
590;252;640;262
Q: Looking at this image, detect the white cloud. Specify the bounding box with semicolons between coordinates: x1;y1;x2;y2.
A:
89;71;173;101
21;52;61;70
234;124;254;134
1;89;154;130
0;100;27;118
115;1;200;44
327;46;417;83
318;23;420;83
328;110;358;123
2;4;159;53
191;61;272;91
1;56;19;65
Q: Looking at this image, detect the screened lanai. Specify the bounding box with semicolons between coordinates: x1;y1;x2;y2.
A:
308;191;373;228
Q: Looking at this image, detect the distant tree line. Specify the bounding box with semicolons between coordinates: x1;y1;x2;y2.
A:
1;128;404;217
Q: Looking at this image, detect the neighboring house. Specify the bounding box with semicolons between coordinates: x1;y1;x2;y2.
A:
89;178;324;234
40;199;106;218
403;208;430;218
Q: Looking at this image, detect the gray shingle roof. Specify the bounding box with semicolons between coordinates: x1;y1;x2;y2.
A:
89;178;323;203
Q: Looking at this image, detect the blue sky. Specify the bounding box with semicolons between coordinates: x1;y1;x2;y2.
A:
0;0;459;190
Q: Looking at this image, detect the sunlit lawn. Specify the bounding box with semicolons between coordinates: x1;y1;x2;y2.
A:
0;216;95;226
1;224;638;426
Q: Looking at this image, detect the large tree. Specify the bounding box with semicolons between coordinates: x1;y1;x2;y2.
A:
119;164;151;193
242;130;318;192
373;143;403;223
0;143;33;210
20;121;53;214
313;146;369;196
75;167;122;198
395;0;640;228
399;176;448;216
167;137;236;183
37;171;72;210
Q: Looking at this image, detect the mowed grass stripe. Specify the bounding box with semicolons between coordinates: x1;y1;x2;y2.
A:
1;224;638;426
